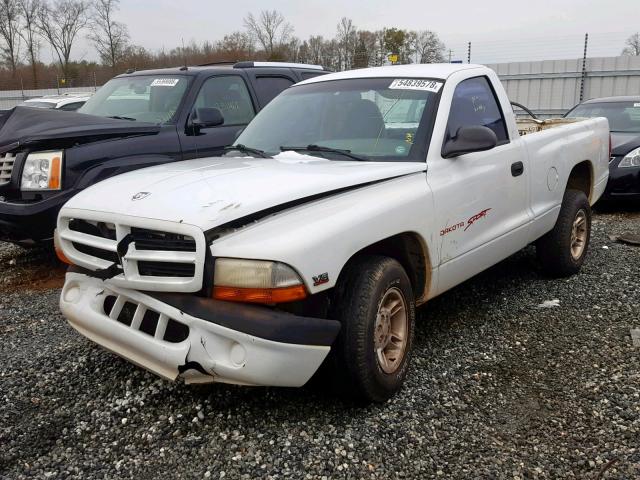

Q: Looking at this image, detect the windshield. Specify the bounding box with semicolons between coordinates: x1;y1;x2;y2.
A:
567;101;640;133
78;75;190;123
235;77;442;161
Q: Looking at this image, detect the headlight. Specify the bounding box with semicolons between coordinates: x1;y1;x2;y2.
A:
619;147;640;168
21;150;63;190
213;258;306;304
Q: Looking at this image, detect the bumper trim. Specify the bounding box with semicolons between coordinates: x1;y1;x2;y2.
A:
149;291;341;347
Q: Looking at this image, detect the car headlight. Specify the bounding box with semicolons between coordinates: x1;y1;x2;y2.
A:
21;150;63;190
213;258;307;304
619;147;640;168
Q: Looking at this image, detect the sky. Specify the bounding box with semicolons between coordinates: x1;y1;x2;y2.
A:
67;0;640;65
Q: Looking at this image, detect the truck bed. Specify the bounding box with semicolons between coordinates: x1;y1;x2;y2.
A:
516;117;586;136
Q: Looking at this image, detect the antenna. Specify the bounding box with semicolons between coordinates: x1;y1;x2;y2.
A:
182;38;187;69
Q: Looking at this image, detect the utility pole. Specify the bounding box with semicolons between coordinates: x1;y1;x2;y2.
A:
467;42;471;64
579;33;589;102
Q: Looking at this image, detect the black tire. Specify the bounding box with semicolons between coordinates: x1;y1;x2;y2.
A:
330;255;415;403
536;189;591;277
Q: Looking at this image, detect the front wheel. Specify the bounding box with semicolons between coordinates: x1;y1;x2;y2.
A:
536;189;591;277
330;255;415;403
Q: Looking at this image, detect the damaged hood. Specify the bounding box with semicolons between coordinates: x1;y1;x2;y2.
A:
0;106;160;148
64;153;427;231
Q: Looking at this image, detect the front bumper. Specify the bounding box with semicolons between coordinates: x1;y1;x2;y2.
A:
0;190;77;243
604;158;640;199
60;272;341;387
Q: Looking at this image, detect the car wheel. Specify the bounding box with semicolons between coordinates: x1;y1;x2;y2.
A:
330;255;415;402
536;189;591;277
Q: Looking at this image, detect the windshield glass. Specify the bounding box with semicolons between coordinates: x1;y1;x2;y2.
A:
235;77;442;161
567;101;640;133
78;75;190;123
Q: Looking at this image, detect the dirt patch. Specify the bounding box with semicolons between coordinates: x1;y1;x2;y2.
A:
0;242;66;293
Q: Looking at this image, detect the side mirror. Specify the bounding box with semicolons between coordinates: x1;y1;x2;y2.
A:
442;125;498;158
192;107;224;128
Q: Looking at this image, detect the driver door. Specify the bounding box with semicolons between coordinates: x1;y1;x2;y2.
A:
180;75;256;159
428;76;531;294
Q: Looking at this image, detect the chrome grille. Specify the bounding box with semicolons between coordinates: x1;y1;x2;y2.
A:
58;211;206;292
0;151;16;186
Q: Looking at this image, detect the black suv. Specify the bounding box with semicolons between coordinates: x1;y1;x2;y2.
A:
0;61;328;245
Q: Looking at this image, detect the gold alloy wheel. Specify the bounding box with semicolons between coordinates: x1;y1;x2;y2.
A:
571;209;588;260
374;287;409;374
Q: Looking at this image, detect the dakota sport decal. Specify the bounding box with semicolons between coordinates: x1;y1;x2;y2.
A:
440;208;492;236
464;208;492;231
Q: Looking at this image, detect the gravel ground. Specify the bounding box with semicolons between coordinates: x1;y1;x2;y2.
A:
1;210;639;480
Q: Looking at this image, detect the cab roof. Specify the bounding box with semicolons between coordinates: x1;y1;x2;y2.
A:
299;63;487;85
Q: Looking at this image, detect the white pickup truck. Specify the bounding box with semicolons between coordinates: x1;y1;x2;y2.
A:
55;64;610;402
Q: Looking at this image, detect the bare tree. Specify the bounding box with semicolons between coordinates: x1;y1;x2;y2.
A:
17;0;40;86
243;10;293;59
413;30;445;63
37;0;89;79
622;33;640;56
307;35;325;65
0;0;21;75
216;31;254;58
88;0;128;70
336;17;356;70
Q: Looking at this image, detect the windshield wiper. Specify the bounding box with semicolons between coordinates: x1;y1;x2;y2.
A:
280;144;367;161
107;115;136;121
222;144;271;158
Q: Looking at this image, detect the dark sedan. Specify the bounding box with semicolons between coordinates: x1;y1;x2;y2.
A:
565;96;640;201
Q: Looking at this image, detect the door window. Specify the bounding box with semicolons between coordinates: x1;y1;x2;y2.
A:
194;76;255;126
254;76;295;106
446;76;509;143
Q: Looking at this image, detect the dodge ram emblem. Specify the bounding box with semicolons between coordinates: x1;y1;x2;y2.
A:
132;192;151;201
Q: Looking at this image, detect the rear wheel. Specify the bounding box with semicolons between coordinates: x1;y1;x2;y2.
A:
330;255;415;403
536;189;591;277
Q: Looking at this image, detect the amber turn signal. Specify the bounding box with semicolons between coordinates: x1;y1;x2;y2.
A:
212;285;307;304
49;156;62;190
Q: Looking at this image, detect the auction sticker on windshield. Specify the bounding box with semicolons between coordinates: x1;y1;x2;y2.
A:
151;78;180;87
389;79;443;92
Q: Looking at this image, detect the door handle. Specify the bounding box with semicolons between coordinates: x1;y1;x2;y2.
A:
511;161;524;177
